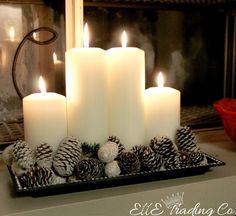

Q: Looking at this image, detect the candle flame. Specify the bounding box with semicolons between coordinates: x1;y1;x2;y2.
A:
33;32;37;40
121;31;127;48
84;23;89;48
9;26;15;41
39;76;46;94
157;72;164;87
53;52;57;63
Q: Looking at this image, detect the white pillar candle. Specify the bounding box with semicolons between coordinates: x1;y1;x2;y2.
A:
107;31;145;149
66;0;83;49
23;76;67;153
145;72;180;144
66;23;108;144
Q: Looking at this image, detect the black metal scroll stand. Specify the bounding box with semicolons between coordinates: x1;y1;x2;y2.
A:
11;27;58;100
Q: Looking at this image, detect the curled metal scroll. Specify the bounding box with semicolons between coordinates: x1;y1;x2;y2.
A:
12;27;58;100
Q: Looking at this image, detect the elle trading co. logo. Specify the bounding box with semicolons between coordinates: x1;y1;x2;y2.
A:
129;192;236;216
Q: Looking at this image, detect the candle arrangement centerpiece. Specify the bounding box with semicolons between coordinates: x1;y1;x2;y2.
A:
2;23;224;194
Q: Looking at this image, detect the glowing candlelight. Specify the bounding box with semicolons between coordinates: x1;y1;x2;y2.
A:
121;31;127;48
157;72;164;87
83;23;89;48
39;76;46;94
9;26;15;41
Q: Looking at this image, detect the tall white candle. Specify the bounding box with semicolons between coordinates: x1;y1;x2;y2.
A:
66;0;83;49
66;23;108;144
23;76;67;153
145;72;180;143
107;31;145;149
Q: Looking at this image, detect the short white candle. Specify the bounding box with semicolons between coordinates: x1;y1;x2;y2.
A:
107;31;145;149
66;23;108;144
23;76;67;153
145;72;180;143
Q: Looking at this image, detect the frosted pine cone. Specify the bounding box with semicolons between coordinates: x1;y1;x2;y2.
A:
189;151;207;166
176;126;198;152
35;143;53;168
150;137;180;169
19;166;53;188
131;145;146;159
165;155;180;169
150;136;178;158
53;136;82;177
178;151;191;167
118;152;140;174
12;140;34;169
108;136;125;156
76;158;104;180
141;146;162;171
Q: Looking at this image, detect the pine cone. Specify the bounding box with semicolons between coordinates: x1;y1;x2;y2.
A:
35;143;53;168
12;140;34;169
178;151;191;167
164;154;180;169
108;136;125;156
150;137;180;169
118;152;140;174
150;136;178;159
141;147;162;171
176;126;198;152
131;145;146;159
19;166;53;188
76;158;104;180
53;136;82;177
189;151;207;166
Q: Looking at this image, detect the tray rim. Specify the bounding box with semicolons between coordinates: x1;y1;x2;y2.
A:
8;152;225;197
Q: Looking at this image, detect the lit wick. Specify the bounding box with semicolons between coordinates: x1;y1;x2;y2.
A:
39;76;46;94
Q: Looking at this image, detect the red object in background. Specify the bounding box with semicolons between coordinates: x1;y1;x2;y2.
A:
214;98;236;142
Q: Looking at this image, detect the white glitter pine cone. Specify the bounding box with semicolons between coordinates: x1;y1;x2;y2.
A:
176;126;198;152
76;158;104;180
150;136;179;158
131;145;146;159
141;146;162;171
12;140;35;169
178;151;191;167
19;166;53;188
150;137;180;169
35;143;53;168
118;152;140;174
189;151;207;166
53;136;82;177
